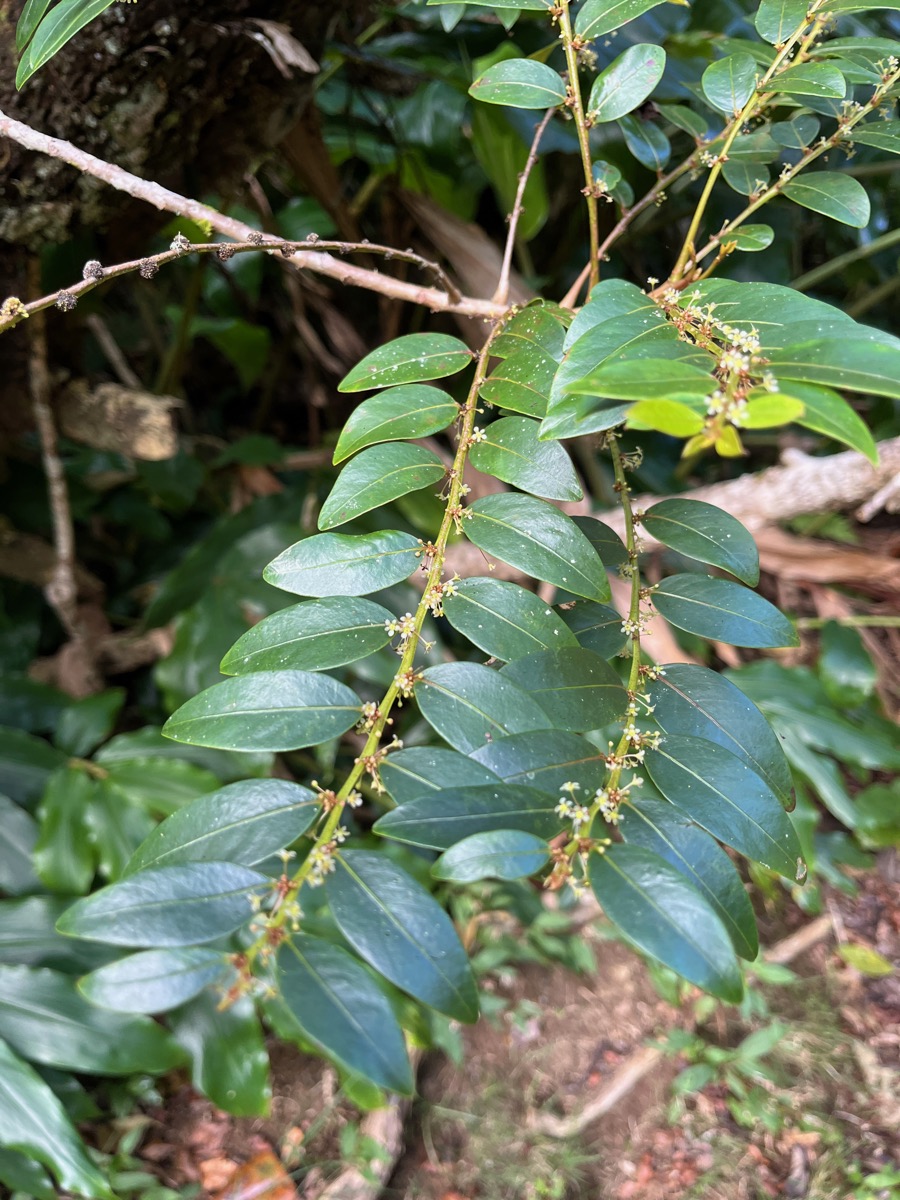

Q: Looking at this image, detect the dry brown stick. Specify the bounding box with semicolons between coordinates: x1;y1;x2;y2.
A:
0;110;504;324
494;108;554;306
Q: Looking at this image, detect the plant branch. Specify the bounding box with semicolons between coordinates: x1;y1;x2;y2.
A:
558;2;600;291
0;109;504;324
791;225;900;291
494;108;554;305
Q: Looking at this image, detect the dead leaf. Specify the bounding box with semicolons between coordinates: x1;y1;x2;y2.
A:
215;1150;299;1200
200;1157;239;1193
58;381;180;461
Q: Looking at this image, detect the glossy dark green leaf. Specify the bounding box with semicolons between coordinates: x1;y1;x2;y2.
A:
0;1039;114;1200
588;44;666;122
643;500;759;585
170;991;270;1116
491;305;567;360
0;1147;54;1200
0;728;65;809
772;63;846;98
319;443;446;531
163;670;361;752
432;830;549;883
101;756;220;818
326;851;478;1022
650;664;792;807
571;517;629;570
84;778;154;883
53;689;124;758
768;331;900;401
0;897;116;974
56;862;267;946
850;119;900;154
0;795;40;896
590;844;743;1002
125;780;318;875
34;768;95;896
560;600;628;659
755;0;807;43
576;0;669;39
221;597;394;675
660;103;708;137
381;747;501;806
726;224;775;251
469;59;566;109
568;358;714;402
16;0;54;51
819;620;876;707
333;386;458;463
417;662;550;753
0;965;185;1074
16;0;116;88
645;734;804;878
265;530;420;597
771;114;820;148
279;937;413;1094
470;417;582;501
471;729;608;796
339;333;471;392
480;346;556;418
374;784;561;849
501;647;626;731
654;575;798;648
622;798;758;959
0;677;69;735
619;114;671;169
722;159;770;196
466;494;609;602
78;948;229;1013
442;577;578;662
702;53;757;114
783;173;870;227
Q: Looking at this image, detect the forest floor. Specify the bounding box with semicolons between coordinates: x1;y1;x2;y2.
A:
132;852;899;1200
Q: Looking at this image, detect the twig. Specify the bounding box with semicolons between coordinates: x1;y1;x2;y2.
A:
0;110;503;325
494;109;554;306
791;226;900;292
85;314;141;388
26;259;79;638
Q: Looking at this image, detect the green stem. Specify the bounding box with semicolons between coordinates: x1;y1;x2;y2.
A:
792;226;900;291
558;2;600;290
795;615;900;630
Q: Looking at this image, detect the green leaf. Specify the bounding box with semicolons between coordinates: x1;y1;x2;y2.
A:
588;44;666;122
170;992;270;1117
78;948;229;1014
0;1147;54;1200
381;747;501;807
472;98;549;242
561;600;628;659
125;780;318;875
702;53;757;114
333;386;458;463
469;59;566;109
576;0;670;39
645;734;804;878
839;944;894;976
16;0;54;51
417;662;550;753
741;393;805;428
819;621;876;707
627;398;705;436
783;173;870;228
480;346;557;418
500;647;626;731
432;830;549;883
619;114;671;169
264;531;421;597
53;689;124;758
34;768;95;895
470;417;582;501
654;574;799;648
622;799;758;960
568;359;714;402
660;104;709;138
649;664;793;808
221;597;393;675
850;120;900;154
466;494;610;602
771;114;820;148
0;965;185;1074
722;160;770;196
0;795;40;896
319;443;446;531
100;757;220;818
16;0;117;88
755;0;808;44
374;783;561;849
56;862;267;946
572;517;629;570
326;851;478;1022
443;577;578;662
491;304;567;360
642;500;759;585
0;897;116;974
163;671;361;752
0;1038;114;1199
339;333;472;392
726;224;775;251
0;676;69;735
0;727;66;809
471;729;608;796
279;937;413;1094
590;845;743;1002
768;335;900;402
772;63;846;98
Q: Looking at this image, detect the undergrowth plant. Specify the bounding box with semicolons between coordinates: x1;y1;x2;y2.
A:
4;0;900;1195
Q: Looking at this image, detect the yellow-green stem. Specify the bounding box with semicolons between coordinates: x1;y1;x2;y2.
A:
559;2;600;290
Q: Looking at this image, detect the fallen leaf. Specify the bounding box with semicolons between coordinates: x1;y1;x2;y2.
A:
215;1150;299;1200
